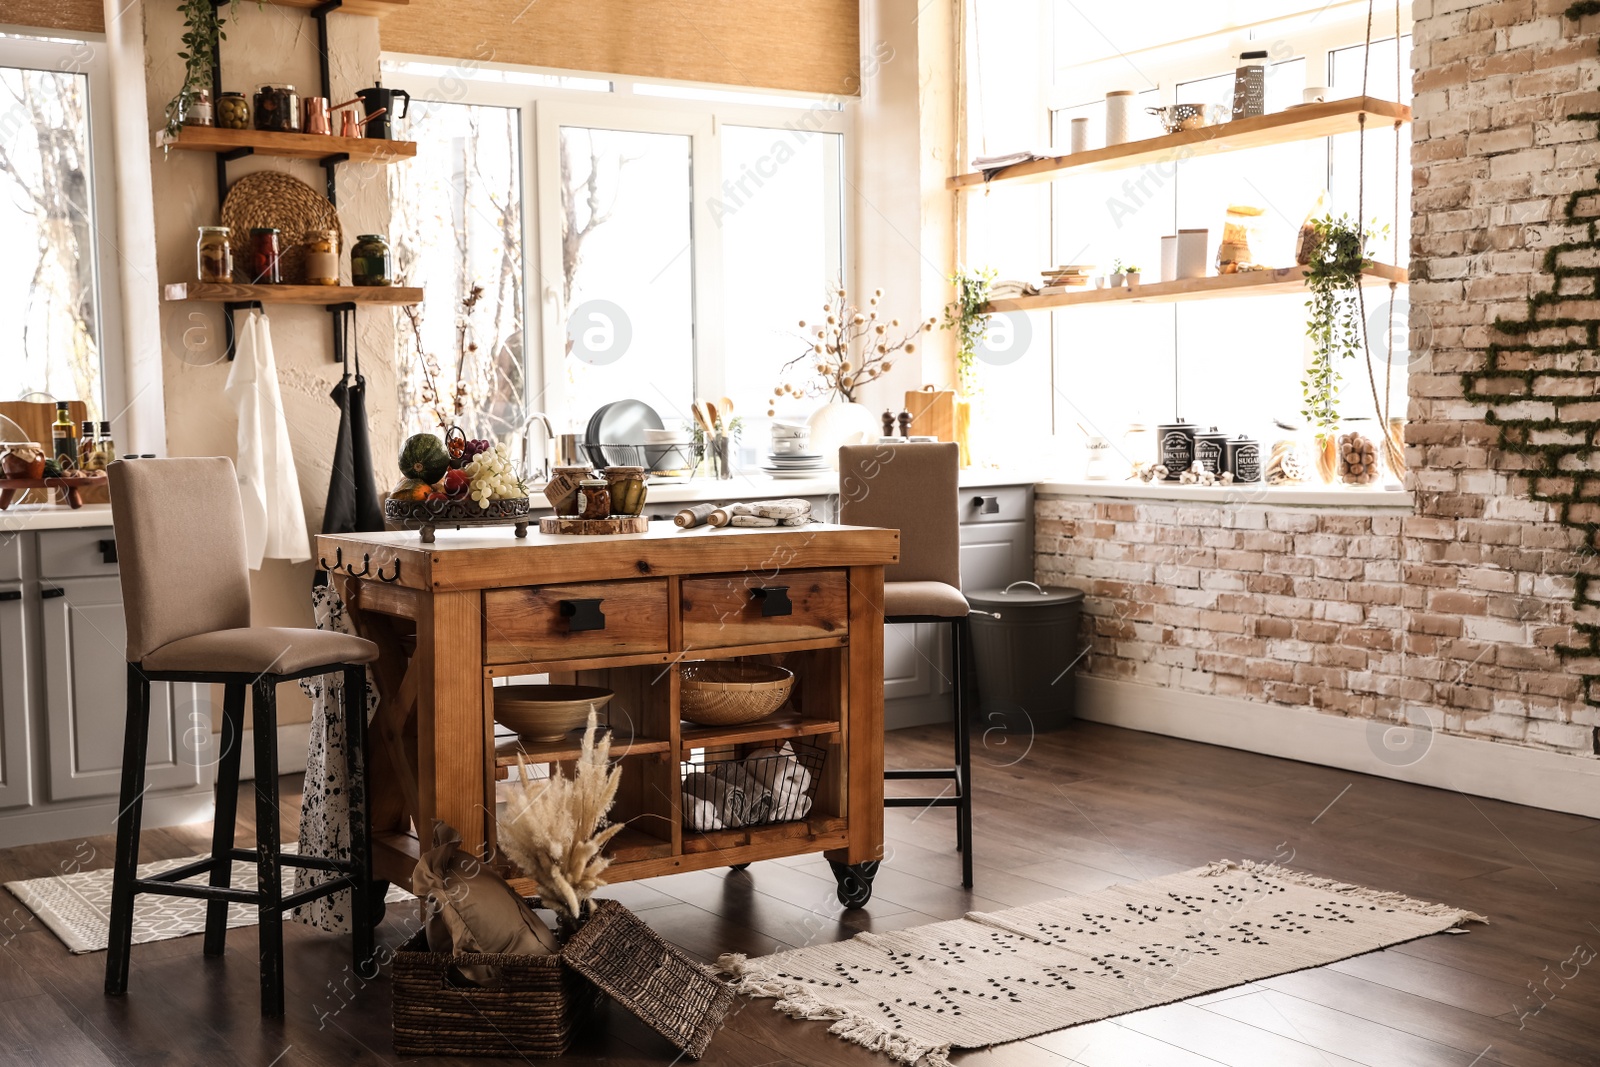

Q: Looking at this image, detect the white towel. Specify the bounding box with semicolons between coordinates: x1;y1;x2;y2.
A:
224;310;310;568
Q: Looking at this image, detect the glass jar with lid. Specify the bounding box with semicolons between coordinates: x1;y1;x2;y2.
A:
302;229;339;286
248;228;282;284
183;89;214;127
602;466;648;516
196;226;233;283
575;478;611;520
350;234;391;286
252;84;300;132
217;91;250;129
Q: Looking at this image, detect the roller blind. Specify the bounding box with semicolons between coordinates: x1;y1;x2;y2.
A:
0;0;103;33
382;0;862;97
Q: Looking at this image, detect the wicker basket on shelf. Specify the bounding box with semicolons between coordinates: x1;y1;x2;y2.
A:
678;662;794;726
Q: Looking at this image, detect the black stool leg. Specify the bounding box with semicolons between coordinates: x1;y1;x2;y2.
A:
955;617;974;889
204;683;247;957
342;666;375;974
105;664;151;996
251;678;285;1016
951;620;966;856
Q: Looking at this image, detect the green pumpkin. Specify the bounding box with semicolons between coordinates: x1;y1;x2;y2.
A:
399;433;450;484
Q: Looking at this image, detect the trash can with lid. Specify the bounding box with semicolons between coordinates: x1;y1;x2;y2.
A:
966;581;1086;731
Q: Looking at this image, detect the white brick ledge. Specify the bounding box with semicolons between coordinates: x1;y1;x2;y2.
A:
1037;480;1416;510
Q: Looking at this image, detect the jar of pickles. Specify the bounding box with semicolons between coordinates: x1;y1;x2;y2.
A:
350;234;391;286
183;89;214;127
252;84;300;132
602;466;648;516
302;229;339;286
217;91;250;129
196;226;233;283
248;228;282;284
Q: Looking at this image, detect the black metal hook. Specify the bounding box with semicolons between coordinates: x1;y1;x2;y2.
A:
316;546;399;583
375;558;402;583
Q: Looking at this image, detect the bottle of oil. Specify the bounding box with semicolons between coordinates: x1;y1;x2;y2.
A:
78;421;98;471
51;402;77;470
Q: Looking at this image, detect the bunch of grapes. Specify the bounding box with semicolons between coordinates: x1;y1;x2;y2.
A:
463;443;523;508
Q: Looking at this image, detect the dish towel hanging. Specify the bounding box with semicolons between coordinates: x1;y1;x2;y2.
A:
224;309;310;568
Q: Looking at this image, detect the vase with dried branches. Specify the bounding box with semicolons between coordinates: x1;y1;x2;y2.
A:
771;285;935;412
496;711;622;939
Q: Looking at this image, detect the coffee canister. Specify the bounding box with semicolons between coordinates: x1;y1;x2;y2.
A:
1070;116;1089;153
1194;426;1230;475
1105;90;1135;145
1157;419;1198;478
1224;434;1262;483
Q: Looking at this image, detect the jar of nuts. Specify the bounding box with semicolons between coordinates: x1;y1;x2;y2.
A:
1336;427;1383;487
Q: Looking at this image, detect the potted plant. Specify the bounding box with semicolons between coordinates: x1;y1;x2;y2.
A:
1122;264;1142;287
1110;259;1127;287
1300;213;1386;481
941;266;995;401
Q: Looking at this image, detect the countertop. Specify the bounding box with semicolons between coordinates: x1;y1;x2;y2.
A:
0;504;114;531
1035;479;1416;509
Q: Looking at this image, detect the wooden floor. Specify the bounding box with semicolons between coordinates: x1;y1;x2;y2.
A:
1;721;1596;1067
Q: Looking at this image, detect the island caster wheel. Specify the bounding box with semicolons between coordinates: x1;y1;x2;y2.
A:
829;860;879;909
728;863;751;873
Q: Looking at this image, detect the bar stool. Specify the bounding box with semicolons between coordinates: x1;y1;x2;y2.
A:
839;442;974;888
103;457;379;1016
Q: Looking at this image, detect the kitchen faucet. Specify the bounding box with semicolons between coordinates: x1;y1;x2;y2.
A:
519;412;555;484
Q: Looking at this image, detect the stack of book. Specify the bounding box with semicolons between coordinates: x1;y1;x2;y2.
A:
1040;265;1095;295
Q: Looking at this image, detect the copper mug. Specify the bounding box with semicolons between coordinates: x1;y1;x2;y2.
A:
303;97;331;135
339;108;363;138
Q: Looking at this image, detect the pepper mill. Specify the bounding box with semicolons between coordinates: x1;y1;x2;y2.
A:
882;410;895;437
897;410;912;438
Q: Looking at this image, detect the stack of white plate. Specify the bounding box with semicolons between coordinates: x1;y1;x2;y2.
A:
762;451;829;478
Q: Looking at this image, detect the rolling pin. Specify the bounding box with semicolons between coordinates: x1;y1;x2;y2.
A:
674;503;718;529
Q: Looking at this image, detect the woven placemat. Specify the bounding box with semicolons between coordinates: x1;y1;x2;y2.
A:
221;170;343;284
561;899;733;1059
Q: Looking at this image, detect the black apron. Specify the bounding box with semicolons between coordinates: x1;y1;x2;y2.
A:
321;315;384;538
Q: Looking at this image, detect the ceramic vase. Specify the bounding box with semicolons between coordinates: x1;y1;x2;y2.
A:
808;400;880;470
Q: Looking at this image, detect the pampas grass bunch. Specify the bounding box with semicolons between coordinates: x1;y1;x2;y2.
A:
497;710;623;932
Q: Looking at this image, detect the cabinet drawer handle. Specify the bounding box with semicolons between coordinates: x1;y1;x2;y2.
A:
0;590;19;602
41;586;65;600
558;598;606;632
98;539;118;564
971;495;999;515
750;585;792;617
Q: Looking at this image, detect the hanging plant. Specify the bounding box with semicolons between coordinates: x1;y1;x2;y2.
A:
941;266;996;398
165;0;241;140
1300;213;1385;441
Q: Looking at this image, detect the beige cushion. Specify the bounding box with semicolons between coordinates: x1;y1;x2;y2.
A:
413;821;557;983
108;458;252;662
838;442;960;587
885;581;969;620
141;627;377;675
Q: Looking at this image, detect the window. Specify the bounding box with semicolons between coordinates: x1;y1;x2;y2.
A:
0;32;120;423
384;61;849;457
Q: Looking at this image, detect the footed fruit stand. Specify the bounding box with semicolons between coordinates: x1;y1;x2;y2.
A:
316;520;901;906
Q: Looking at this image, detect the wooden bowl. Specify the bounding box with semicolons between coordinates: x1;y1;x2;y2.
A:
679;662;794;726
494;684;614;742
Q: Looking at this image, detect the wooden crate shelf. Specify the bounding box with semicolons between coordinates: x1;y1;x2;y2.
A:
163;282;423;306
160;125;416;163
950;96;1410;189
681;714;841;750
494;731;671;771
681;816;848;855
984;262;1408;313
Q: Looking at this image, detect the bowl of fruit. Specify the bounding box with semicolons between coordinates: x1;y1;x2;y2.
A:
383;427;531;542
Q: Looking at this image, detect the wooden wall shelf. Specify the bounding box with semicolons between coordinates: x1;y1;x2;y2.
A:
256;0;409;16
983;262;1408;313
163;282;423;306
950;96;1410;190
160;126;416;163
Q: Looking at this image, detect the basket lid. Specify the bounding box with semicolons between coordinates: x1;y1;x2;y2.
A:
964;581;1085;610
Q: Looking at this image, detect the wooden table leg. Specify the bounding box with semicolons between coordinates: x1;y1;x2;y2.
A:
416;588;487;860
831;563;884;869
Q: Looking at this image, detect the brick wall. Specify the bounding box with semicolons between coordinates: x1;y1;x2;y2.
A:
1035;0;1600;758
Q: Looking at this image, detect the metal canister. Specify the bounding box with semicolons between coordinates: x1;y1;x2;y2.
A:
1224;434;1262;483
1194;426;1230;476
1156;419;1197;479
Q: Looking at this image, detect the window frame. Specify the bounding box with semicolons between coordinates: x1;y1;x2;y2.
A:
0;28;127;428
382;57;854;434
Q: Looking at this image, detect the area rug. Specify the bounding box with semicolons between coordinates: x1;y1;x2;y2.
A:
6;848;413;954
720;860;1485;1067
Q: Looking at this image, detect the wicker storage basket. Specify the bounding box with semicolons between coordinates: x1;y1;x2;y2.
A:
391;929;599;1058
679;661;794;726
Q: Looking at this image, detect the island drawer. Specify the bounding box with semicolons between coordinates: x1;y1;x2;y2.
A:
680;569;848;650
483;579;669;664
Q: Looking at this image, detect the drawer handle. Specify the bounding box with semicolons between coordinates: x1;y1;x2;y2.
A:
971;495;999;515
0;590;19;602
98;538;118;564
751;585;792;617
41;586;65;600
558;598;606;632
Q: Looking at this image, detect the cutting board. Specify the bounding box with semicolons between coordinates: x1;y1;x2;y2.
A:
0;400;110;506
904;386;956;441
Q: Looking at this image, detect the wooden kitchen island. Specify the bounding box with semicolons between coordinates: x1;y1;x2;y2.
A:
314;520;901;906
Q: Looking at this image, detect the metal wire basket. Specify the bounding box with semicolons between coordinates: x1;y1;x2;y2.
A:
680;743;825;830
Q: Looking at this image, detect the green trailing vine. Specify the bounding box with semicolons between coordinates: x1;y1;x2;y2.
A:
1300;214;1385;439
165;0;240;140
942;266;996;397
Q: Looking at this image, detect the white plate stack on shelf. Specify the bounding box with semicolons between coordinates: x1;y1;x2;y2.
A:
764;420;828;479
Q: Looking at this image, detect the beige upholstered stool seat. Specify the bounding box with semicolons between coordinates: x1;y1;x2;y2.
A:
884;581;970;620
141;627;378;675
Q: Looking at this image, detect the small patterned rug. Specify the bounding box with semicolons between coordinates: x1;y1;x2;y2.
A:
6;847;413;954
720;860;1484;1067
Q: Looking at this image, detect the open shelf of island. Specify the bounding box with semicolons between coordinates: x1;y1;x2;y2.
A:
983;262;1408;313
159;126;417;163
163;282;423;306
950;96;1410;189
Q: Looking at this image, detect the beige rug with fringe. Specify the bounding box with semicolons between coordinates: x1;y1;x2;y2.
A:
719;860;1484;1067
